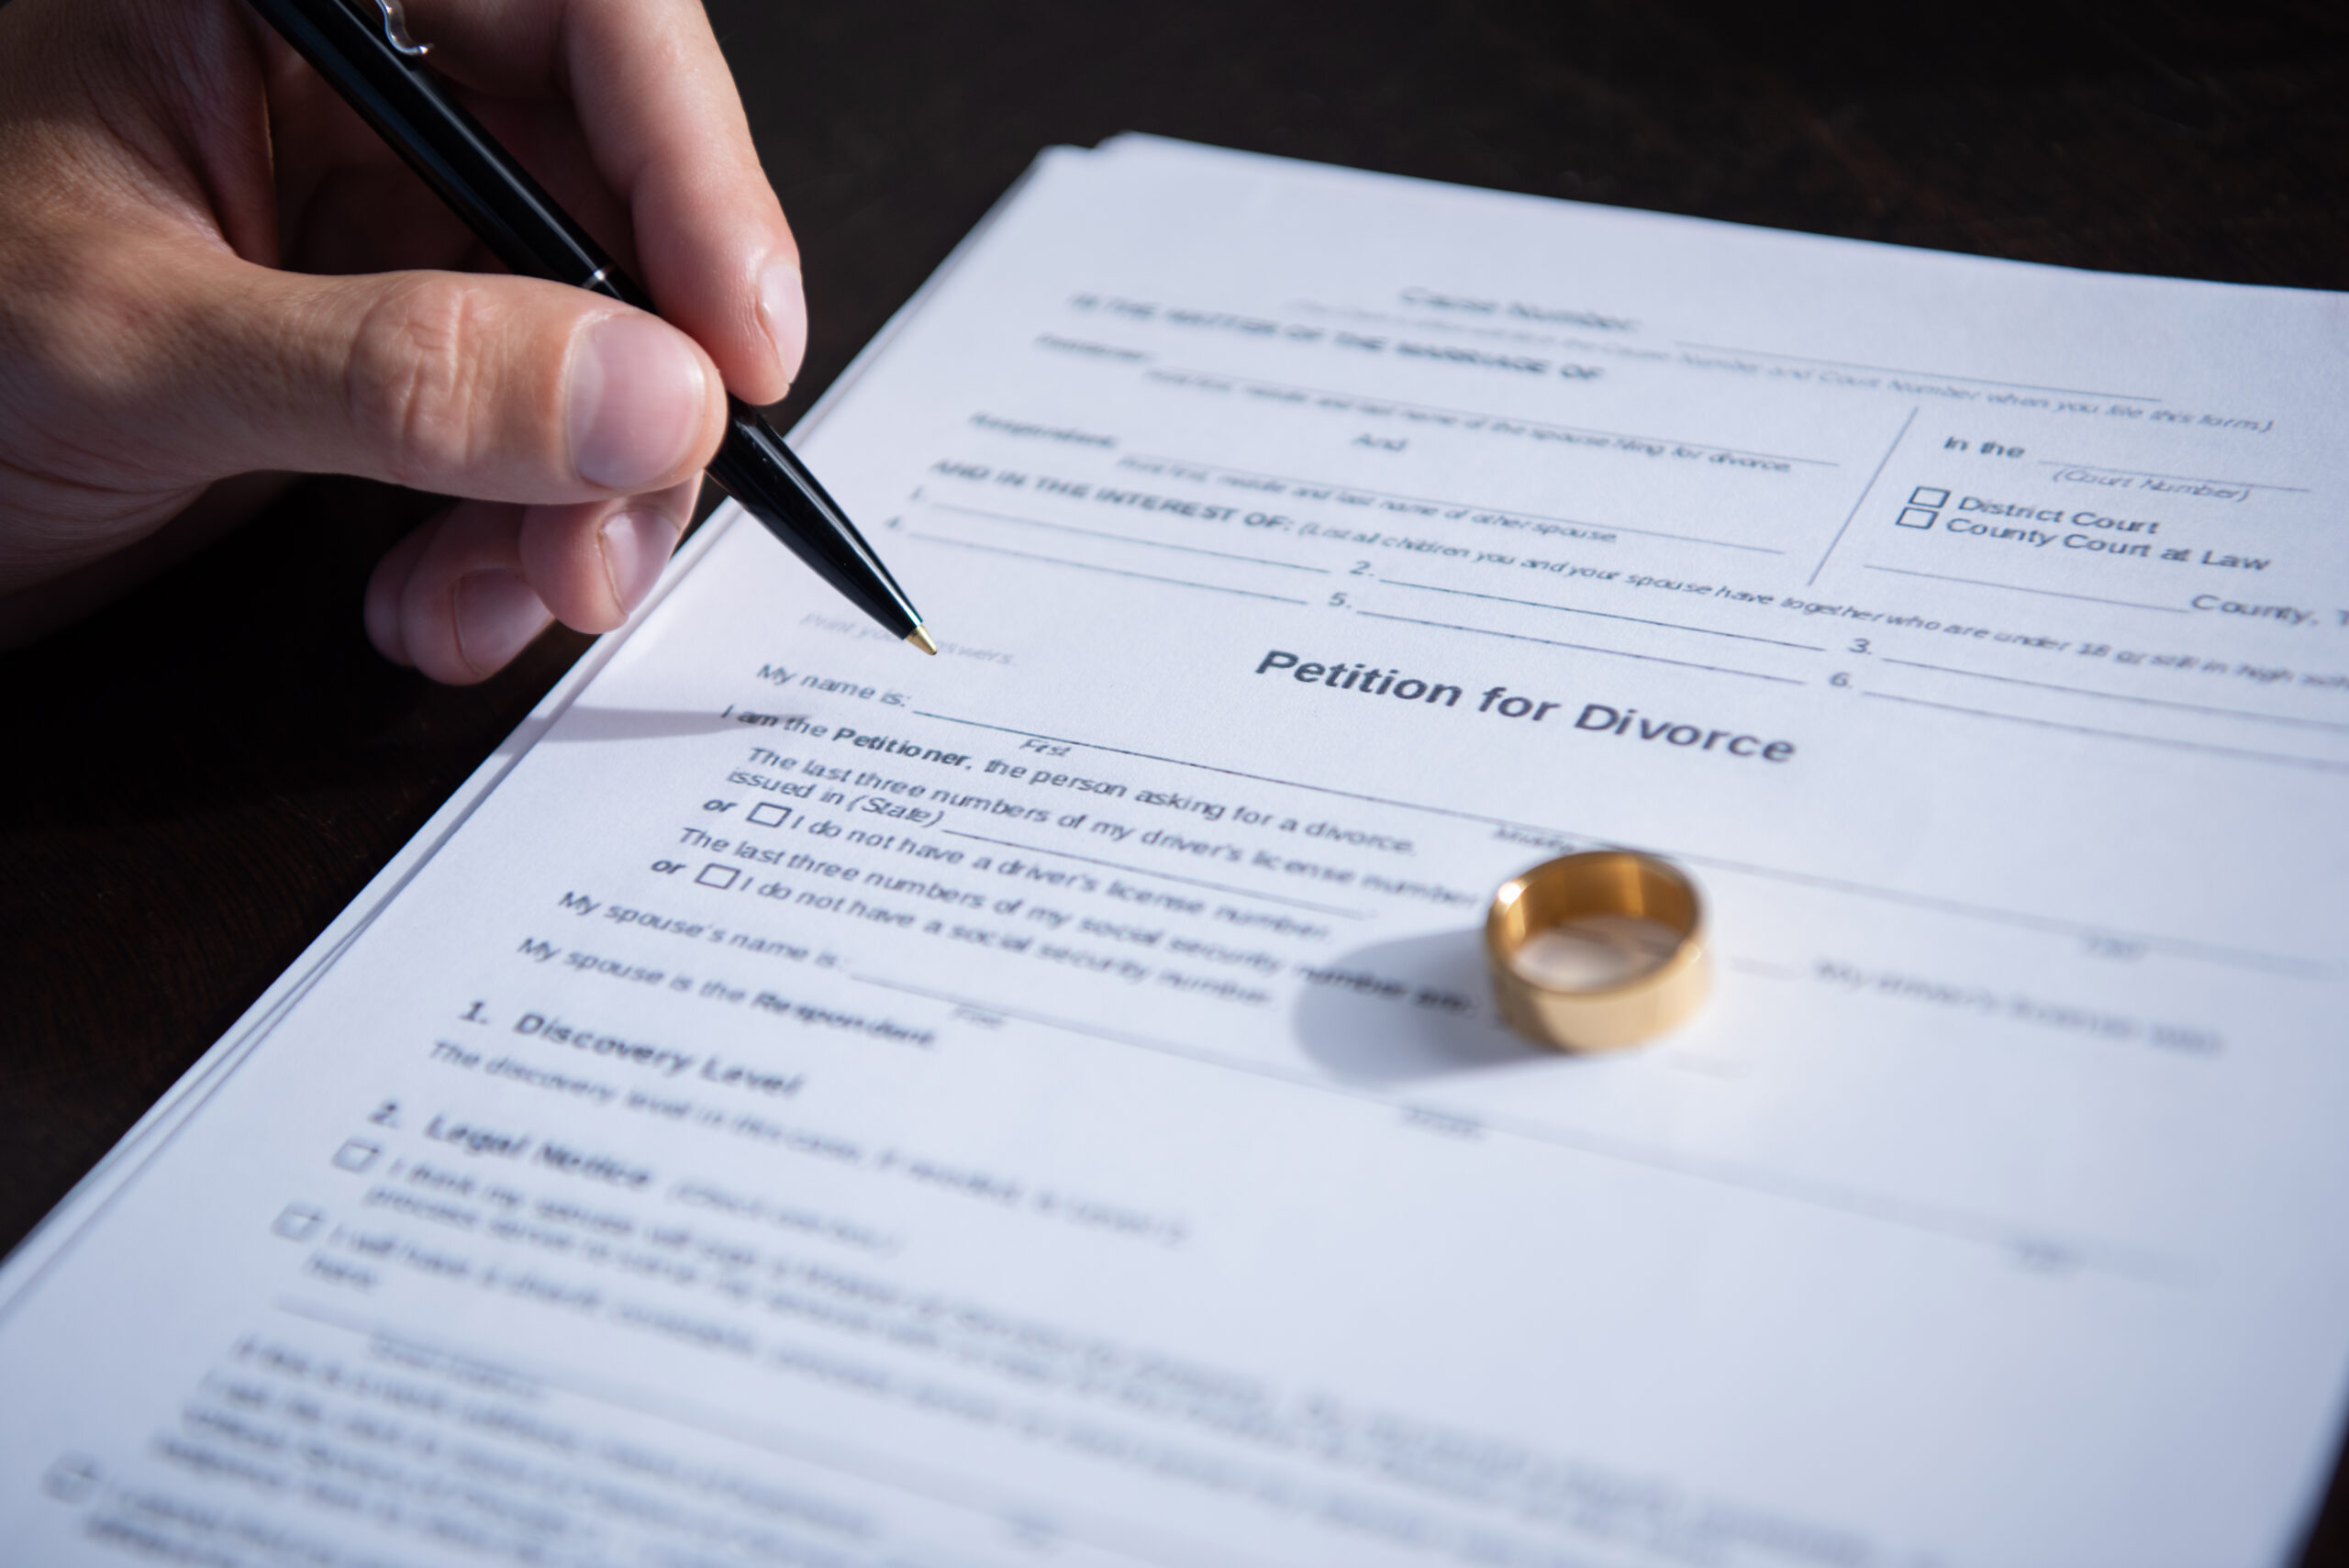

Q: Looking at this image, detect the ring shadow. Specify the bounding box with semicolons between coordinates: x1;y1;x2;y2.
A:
1292;926;1567;1085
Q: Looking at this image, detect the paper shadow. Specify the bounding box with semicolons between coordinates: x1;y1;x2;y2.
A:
541;707;763;743
1291;926;1553;1084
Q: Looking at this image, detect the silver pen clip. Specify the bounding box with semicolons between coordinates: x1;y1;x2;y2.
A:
372;0;431;59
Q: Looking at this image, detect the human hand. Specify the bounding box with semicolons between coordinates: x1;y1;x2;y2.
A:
0;0;803;681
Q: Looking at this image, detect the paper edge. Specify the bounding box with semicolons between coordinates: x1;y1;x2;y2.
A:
0;142;1090;1308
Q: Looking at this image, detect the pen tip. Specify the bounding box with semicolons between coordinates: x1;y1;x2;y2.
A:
907;627;940;656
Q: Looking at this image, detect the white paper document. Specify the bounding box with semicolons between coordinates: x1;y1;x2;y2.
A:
10;136;2349;1568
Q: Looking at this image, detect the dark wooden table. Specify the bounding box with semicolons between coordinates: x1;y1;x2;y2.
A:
6;0;2346;1554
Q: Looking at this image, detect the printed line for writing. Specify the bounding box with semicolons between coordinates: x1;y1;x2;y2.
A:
927;501;1330;573
1864;691;2349;775
941;828;1368;918
1380;576;1826;651
851;975;2180;1285
909;706;2328;978
2037;458;2305;494
1287;299;1636;358
914;708;1582;840
1121;451;1785;556
1807;406;1917;586
1883;656;2349;736
904;532;1308;605
1673;341;2161;404
1865;563;2187;615
1033;333;1150;362
1143;367;1837;470
1358;609;1807;685
276;1301;1238;1568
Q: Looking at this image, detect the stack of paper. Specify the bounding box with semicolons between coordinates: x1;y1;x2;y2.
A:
6;136;2347;1568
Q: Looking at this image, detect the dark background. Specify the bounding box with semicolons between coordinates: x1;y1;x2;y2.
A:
6;0;2347;1555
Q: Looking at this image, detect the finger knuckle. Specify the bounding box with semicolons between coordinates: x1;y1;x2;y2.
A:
0;238;179;491
1;235;136;394
348;276;505;485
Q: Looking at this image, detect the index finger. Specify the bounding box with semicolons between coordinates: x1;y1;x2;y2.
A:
405;0;803;405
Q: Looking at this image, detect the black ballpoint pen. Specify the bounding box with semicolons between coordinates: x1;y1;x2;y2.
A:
245;0;935;653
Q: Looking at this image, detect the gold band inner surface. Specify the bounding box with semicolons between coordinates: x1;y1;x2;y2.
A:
1486;851;1711;1052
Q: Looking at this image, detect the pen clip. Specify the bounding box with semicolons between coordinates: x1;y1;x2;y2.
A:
370;0;431;59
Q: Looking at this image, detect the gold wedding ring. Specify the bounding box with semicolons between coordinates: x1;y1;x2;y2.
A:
1486;851;1711;1051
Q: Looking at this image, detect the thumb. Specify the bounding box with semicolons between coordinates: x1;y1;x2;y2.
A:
134;246;727;502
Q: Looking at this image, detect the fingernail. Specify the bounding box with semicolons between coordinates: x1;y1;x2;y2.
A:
599;509;681;614
759;256;807;390
568;315;708;490
453;571;551;674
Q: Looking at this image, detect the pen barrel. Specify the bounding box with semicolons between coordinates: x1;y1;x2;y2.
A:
244;0;644;304
708;406;921;639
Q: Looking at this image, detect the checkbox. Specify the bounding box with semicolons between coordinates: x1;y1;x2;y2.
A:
332;1139;382;1173
1896;507;1939;529
747;802;789;828
1909;485;1950;507
696;863;741;890
273;1204;325;1241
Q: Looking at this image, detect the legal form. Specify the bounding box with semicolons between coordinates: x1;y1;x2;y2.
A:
6;136;2348;1568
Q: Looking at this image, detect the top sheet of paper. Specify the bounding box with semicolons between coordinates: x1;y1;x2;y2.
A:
7;136;2349;1568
